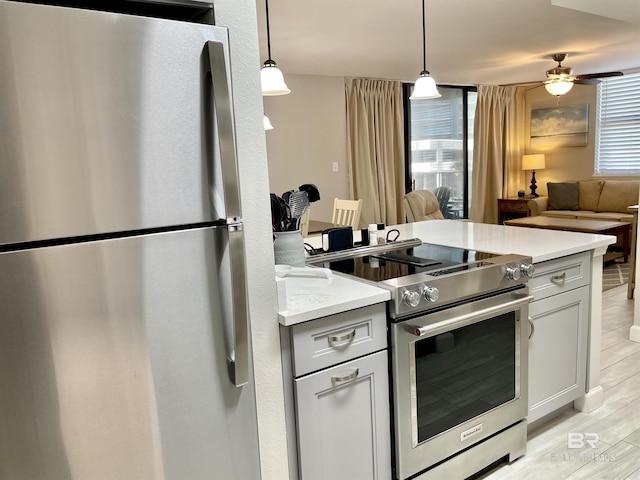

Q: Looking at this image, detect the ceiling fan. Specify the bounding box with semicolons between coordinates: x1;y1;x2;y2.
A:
508;53;623;96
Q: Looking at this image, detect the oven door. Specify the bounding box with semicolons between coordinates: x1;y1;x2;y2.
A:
391;289;532;480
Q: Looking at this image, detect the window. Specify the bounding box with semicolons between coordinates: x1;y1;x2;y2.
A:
404;85;477;219
595;71;640;175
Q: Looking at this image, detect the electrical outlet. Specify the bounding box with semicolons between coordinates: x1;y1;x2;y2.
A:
332;162;339;173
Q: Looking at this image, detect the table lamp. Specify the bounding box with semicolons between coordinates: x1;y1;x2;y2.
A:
522;154;546;197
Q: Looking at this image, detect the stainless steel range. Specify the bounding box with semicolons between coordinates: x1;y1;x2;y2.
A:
307;238;535;479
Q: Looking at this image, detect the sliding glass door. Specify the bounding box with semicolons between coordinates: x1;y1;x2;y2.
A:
404;86;477;219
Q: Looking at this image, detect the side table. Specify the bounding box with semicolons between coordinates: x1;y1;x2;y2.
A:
497;197;547;224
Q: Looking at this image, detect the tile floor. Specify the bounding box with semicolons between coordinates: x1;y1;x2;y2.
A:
479;284;640;479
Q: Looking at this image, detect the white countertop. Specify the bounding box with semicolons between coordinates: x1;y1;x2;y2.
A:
276;268;390;326
279;220;615;326
304;220;615;263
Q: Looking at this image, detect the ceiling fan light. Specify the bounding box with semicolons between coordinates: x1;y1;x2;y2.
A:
544;79;574;96
261;61;291;96
410;72;441;100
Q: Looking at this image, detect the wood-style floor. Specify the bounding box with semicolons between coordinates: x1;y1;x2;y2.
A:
479;284;640;479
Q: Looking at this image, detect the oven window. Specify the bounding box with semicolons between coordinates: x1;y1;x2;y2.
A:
414;312;516;443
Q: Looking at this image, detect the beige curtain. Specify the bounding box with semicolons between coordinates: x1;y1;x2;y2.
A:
345;78;405;228
471;85;525;223
504;87;527;198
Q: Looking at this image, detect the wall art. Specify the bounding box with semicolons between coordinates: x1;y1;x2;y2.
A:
530;104;589;148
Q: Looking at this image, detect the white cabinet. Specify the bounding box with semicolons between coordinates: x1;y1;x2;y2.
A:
527;252;590;423
295;351;390;480
280;303;391;480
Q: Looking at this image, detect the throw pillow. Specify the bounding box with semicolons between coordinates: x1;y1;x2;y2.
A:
579;180;604;211
547;182;579;210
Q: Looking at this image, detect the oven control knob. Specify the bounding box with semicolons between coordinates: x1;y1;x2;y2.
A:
402;290;421;308
422;285;440;303
520;263;535;278
505;265;521;281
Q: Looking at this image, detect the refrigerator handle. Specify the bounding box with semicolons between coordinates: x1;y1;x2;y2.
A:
205;36;249;387
226;224;250;387
206;37;242;221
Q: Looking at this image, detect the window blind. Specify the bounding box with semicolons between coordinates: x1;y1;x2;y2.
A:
596;71;640;174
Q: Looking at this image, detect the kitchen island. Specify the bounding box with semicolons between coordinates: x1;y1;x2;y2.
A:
277;220;614;479
381;220;614;418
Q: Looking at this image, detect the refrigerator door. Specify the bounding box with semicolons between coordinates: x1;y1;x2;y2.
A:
0;1;240;245
0;226;260;480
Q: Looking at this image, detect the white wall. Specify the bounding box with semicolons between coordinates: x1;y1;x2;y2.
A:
214;3;289;479
265;74;350;222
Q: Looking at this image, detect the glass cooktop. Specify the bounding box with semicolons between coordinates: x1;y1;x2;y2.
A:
308;242;499;282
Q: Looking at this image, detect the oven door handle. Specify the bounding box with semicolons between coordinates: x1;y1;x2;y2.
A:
409;293;533;337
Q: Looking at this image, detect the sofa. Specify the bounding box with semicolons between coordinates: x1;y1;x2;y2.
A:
527;180;639;257
530;180;639;222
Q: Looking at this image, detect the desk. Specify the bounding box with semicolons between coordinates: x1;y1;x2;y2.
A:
504;216;631;263
307;220;336;235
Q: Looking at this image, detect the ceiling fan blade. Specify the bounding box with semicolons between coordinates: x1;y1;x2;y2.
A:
499;80;543;87
575;71;624;80
574;78;601;85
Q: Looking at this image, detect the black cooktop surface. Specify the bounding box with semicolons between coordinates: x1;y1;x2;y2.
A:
311;243;499;282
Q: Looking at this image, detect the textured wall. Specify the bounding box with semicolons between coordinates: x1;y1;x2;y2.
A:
214;2;289;479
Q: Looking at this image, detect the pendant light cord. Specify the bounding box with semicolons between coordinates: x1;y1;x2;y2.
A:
421;0;426;72
265;0;273;62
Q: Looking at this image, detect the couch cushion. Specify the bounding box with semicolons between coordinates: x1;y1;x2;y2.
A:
539;210;633;222
579;180;605;211
539;210;580;219
572;211;633;222
597;180;639;213
547;182;579;210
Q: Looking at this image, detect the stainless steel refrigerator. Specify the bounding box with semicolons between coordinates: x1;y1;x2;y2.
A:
0;1;261;478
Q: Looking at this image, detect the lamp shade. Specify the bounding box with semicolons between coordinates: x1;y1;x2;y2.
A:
544;79;574;96
522;154;546;171
410;72;441;100
263;114;274;130
261;61;290;96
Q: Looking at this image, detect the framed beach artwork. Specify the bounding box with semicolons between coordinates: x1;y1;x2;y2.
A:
530;104;589;148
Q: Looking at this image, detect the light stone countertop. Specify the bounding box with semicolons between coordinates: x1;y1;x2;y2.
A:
278;220;616;326
303;220;615;263
276;268;390;326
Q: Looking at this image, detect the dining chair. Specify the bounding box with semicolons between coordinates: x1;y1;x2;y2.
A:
299;208;311;237
332;198;363;229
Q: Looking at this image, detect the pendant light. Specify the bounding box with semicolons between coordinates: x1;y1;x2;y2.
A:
261;0;290;96
409;0;440;100
263;114;274;130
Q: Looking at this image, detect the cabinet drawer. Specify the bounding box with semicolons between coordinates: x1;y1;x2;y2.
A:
290;303;387;377
501;201;528;213
529;252;591;301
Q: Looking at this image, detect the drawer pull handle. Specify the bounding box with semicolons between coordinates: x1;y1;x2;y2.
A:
328;329;356;347
528;317;535;340
550;272;566;284
331;368;359;384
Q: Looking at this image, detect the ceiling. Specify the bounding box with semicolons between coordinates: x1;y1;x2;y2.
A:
255;0;640;87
